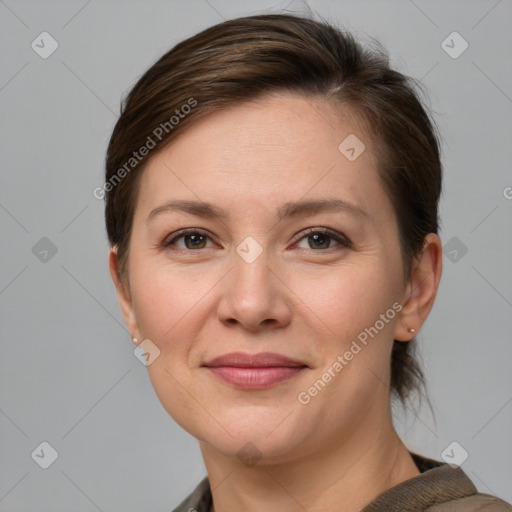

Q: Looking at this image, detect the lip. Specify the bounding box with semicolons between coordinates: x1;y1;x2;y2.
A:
202;351;307;368
202;352;308;389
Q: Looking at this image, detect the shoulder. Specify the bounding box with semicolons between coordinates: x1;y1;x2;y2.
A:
425;492;512;511
172;476;211;512
362;451;512;512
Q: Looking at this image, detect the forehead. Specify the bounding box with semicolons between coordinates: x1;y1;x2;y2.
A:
167;92;372;166
135;92;391;226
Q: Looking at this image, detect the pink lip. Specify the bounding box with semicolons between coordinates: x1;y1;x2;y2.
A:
203;351;307;368
206;366;306;389
202;352;308;389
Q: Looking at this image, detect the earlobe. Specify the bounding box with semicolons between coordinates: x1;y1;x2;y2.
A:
394;233;443;342
108;248;140;339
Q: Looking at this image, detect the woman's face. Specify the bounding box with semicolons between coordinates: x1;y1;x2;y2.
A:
113;93;415;464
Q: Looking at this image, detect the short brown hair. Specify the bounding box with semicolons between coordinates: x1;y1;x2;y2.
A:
104;13;442;409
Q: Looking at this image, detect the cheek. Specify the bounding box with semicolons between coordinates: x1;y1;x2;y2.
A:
128;257;212;354
290;263;400;423
289;259;400;345
128;261;215;433
287;258;402;412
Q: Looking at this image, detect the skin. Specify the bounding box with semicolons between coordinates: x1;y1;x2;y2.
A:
109;92;442;512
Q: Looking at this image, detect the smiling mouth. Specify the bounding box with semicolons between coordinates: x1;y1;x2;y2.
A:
205;365;307;389
201;351;308;389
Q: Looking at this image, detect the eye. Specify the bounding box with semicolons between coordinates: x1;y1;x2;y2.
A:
162;229;214;250
293;228;351;250
160;227;351;252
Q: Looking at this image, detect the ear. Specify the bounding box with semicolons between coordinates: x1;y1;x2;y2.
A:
394;233;443;341
109;247;140;340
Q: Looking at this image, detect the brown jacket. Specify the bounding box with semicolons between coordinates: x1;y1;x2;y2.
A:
172;452;512;511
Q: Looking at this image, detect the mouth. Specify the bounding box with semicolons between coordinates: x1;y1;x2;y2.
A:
202;352;308;389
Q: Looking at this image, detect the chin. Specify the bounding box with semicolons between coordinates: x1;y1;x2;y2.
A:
194;412;314;465
201;434;303;466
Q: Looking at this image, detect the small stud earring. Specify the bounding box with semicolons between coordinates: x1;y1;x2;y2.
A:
408;328;416;334
132;337;139;345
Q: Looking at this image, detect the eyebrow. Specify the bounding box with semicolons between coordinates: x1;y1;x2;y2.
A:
146;198;368;224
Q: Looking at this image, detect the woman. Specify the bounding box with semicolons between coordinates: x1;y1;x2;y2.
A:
103;13;512;512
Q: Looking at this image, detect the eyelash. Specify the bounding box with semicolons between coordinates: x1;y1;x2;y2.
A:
160;227;352;252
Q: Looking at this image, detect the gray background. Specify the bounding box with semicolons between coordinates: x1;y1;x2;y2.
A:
1;0;511;510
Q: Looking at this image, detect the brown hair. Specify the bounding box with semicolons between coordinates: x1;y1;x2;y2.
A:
104;13;442;410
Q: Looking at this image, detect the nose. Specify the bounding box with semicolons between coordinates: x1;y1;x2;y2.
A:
216;246;292;332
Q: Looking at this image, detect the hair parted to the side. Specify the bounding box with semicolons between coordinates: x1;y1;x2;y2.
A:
104;13;442;412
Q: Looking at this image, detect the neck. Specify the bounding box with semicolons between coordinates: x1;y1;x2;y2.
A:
200;411;420;512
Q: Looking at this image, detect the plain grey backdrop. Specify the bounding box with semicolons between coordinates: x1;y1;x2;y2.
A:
1;0;511;510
